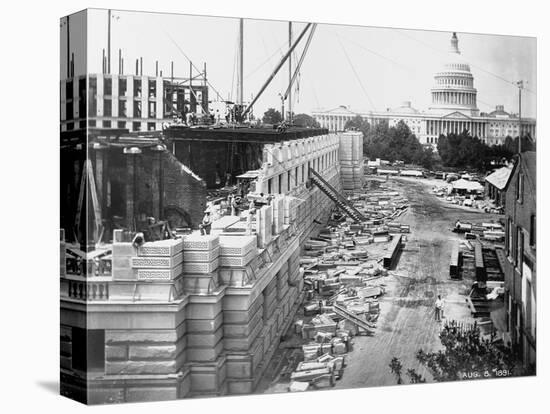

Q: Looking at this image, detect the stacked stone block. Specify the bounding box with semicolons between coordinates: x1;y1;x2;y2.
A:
272;196;285;235
257;204;273;248
339;131;365;191
218;235;258;287
181;234;226;396
109;233;185;300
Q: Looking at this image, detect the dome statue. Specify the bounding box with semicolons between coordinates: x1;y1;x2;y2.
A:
428;32;479;116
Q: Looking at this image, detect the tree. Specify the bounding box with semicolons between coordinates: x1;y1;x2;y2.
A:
344;115;370;133
262;108;282;124
389;320;527;384
292;113;320;128
436;130;519;171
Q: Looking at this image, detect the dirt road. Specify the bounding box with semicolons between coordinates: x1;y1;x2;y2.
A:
334;177;501;389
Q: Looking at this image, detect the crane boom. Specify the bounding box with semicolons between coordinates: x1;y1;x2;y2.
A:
242;23;312;118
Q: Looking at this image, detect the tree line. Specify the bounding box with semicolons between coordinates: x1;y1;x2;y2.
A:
344;115;532;172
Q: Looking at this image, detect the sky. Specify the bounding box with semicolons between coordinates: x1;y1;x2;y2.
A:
69;8;536;118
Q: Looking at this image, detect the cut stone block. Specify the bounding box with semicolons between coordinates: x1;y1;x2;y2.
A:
219;235;257;256
186;339;224;362
224;312;263;338
182;257;219;274
187;326;224;348
137;238;183;257
219;249;256;267
183;234;219;251
183;246;220;262
129;344;179;360
105;345;127;360
224;320;263;351
137;264;182;281
226;379;254;395
126;387;178;403
105;325;186;344
131;252;183;269
186;312;224;333
186;292;225;320
188;357;226;393
106;360;179;375
290;368;331;382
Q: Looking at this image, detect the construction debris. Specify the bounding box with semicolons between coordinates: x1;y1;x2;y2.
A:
281;179;411;391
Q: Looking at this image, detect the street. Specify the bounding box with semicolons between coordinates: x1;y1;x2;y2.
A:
334;177;502;388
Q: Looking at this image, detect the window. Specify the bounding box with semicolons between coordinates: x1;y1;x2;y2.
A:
278;174;282;194
149;79;156;98
268;178;272;194
104;77;112;95
103;120;111;128
517;228;524;273
132;121;141;131
117;121;126;129
66;122;74;131
79;120;86;129
66;101;73;120
147;122;156;131
301;165;305;183
103;99;112;117
65;80;73;100
506;218;514;261
287;171;291;191
88;77;97;117
72;328;105;373
148;101;157;118
78;78;86;117
133;100;142;118
118;100;127;118
516;173;524;203
530;215;536;247
118;78;127;96
88;119;96;127
134;79;142;97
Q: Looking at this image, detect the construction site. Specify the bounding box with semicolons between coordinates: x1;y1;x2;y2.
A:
59;10;527;405
60;122;510;401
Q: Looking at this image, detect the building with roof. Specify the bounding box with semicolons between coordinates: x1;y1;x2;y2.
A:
485;165;513;207
312;33;536;147
499;151;536;369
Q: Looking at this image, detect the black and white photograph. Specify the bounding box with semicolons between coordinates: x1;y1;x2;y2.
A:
57;7;538;405
3;1;548;413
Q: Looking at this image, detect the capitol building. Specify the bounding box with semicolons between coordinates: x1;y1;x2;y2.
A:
312;33;536;147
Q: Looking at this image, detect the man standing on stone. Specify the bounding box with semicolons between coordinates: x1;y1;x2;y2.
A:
435;295;444;322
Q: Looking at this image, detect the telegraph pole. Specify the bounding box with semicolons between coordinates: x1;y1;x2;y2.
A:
107;9;111;74
517;80;524;154
237;18;244;106
288;22;292;123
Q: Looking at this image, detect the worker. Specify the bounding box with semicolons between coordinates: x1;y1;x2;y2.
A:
435;295;445;322
232;195;240;216
245;208;255;235
186;112;194;126
200;212;212;235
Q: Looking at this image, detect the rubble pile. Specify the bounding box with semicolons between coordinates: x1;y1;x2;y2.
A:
281;182;412;392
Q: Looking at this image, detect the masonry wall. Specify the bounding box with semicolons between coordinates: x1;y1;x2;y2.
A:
60;132;344;403
502;152;536;368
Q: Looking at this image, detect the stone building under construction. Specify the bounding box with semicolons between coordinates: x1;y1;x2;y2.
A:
60;125;364;403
